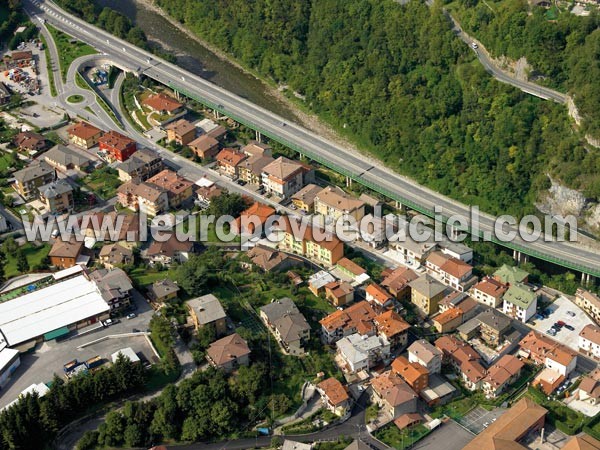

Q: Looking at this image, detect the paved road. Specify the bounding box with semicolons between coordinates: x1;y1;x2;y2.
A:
24;0;600;277
445;12;567;104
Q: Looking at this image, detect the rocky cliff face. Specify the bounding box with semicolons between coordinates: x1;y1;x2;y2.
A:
536;177;600;234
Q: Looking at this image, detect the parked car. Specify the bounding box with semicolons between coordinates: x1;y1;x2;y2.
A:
126;313;137;320
556;320;566;327
546;328;556;336
564;324;575;331
566;311;576;317
103;318;113;327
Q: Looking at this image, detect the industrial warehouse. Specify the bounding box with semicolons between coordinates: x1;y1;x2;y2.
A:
0;266;132;351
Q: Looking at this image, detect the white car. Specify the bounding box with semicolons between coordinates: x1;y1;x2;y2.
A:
471;42;478;50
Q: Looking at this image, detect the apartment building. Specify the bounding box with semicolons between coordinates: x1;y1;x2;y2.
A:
575;289;600;324
408;274;447;317
291;184;323;213
471;277;508;308
425;251;477;292
67;121;102;149
13;161;54;199
44;145;92;173
482;354;524;398
216;148;247;179
374;310;410;351
166;119;196;146
98;130;137;162
408;340;442;374
579;324;600;360
238;154;275;185
38;179;74;214
381;266;418;301
319;300;377;344
261;156;306;199
313;186;365;223
502;283;538;323
116;148;163;183
391;356;429;393
336;333;390;373
146;169;194;208
260;298;310;355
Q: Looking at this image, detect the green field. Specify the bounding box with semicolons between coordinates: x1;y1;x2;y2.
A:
3;243;51;278
46;24;96;82
374;423;430;450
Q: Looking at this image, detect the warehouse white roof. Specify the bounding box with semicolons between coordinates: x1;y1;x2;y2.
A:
0;348;19;373
0;275;110;346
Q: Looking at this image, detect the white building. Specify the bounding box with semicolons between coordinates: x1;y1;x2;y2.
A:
470;277;508;308
111;347;141;364
336;333;390;373
545;346;577;377
502;283;537;323
579;324;600;360
407;340;442;374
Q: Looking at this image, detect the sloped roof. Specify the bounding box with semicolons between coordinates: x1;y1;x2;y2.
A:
262;156;303;180
408;274;446;298
317;377;349;406
371;370;417;407
206;333;250;366
319;300;377;334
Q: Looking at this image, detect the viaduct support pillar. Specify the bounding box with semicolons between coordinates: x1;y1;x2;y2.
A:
346;177;352;187
255;130;262;143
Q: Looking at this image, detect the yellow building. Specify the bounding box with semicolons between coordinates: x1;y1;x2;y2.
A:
409;274;447;317
314;186;366;223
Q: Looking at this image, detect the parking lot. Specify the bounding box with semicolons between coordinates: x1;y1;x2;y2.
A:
413;420;474;450
0;290;155;410
529;295;594;351
458;406;507;434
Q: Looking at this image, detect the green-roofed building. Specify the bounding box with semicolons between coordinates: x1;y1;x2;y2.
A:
502;283;538;323
494;264;529;285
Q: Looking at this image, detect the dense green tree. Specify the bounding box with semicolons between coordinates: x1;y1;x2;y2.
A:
16;248;29;273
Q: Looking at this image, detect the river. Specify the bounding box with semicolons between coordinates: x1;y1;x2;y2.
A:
93;0;297;120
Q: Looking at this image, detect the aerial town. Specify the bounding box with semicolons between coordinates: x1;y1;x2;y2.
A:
0;0;599;450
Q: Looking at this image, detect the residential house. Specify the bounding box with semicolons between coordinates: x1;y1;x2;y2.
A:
518;330;577;376
83;211;140;242
131;182;169;216
408;274;447;317
166;119;196;146
261;156;306;199
425;251;477;292
533;368;567;395
335;257;370;286
98;243;133;269
392;238;437;265
259;298;311;355
187;294;228;336
579;324;600;360
12;161;54;199
471;277;508;308
503;283;538;323
43;145;92;173
374;310;410;351
439;293;480;323
245;244;303;273
433;308;463;333
216;148;247;179
381;267;418;301
38;179;74;214
206;333;251;372
365;283;394;310
336;333;390;373
281;441;312;450
189;135;220;160
482;354;524;398
577;368;600;406
440;241;474;263
313;186;365;223
48;239;85;269
242;141;272;158
308;270;336;296
277;216;344;266
325;281;355;307
493;264;529;285
116;148;163;183
67;122;102;149
391;356;429;393
435;335;485;391
89;268;134;311
14;131;47;154
408;340;442;374
142;93;184;115
146;234;195;266
477;309;511;347
316;377;350;417
98;130;137;162
319;300;377;344
146;169;194;208
575;289;600;324
146;279;180;307
462;398;547;450
371;370;418;419
238;154;275;185
291;184;323;213
232;202;276;235
196;179;222;206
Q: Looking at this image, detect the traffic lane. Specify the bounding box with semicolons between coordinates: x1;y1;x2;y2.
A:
35;1;600;272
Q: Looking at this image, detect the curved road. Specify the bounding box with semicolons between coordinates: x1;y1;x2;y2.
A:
444;12;567;104
24;0;600;278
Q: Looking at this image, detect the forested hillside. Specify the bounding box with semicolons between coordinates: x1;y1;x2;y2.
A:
154;0;598;217
449;0;600;140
